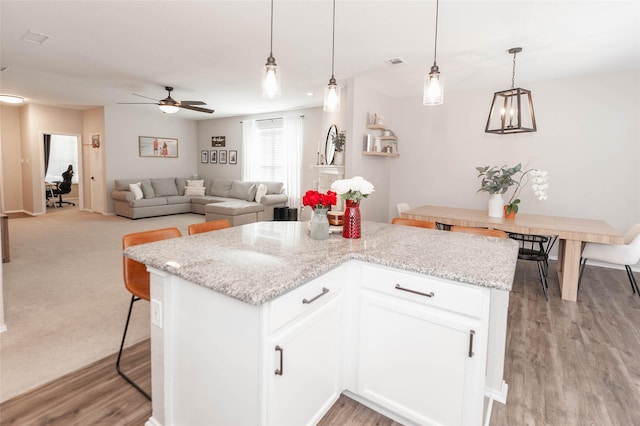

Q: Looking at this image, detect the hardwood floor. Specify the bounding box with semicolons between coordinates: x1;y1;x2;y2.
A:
1;261;638;425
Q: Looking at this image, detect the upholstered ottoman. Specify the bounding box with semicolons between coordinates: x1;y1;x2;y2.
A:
205;201;265;226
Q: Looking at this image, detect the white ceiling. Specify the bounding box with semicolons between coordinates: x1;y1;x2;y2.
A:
1;0;639;119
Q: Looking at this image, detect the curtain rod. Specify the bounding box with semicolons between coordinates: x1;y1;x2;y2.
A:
240;114;305;123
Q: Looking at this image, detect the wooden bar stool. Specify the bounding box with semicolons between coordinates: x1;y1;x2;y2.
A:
450;225;507;238
391;217;437;229
188;219;232;235
118;227;182;400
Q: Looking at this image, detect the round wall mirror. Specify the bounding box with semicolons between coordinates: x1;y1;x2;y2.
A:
325;124;338;165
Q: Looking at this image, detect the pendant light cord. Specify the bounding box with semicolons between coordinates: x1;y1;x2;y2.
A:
331;0;336;78
269;0;274;57
511;50;517;90
432;0;439;66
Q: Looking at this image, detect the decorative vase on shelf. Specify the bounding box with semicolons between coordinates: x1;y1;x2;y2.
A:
504;205;516;219
343;200;361;239
334;151;344;166
310;207;330;240
488;193;504;218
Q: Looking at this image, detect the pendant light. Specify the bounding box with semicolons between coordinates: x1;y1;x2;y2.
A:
323;0;340;112
485;47;537;134
262;0;281;98
423;0;444;106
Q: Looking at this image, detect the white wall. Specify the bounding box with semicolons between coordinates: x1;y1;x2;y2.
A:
104;106;198;213
0;106;23;212
387;69;639;234
196;106;325;217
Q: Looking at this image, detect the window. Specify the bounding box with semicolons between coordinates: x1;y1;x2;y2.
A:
242;116;302;207
44;134;78;183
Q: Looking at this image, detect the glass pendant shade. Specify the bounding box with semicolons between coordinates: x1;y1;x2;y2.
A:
323;78;341;112
262;56;281;98
485;88;536;134
423;65;444;105
159;104;179;114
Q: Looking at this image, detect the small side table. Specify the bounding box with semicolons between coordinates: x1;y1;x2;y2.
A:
1;214;9;263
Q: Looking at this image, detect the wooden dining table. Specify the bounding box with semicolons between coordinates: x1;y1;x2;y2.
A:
402;205;624;302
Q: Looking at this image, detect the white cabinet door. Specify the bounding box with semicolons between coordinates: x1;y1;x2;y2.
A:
358;290;484;426
268;295;343;426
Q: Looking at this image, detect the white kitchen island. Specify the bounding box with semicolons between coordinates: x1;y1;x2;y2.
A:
125;221;518;426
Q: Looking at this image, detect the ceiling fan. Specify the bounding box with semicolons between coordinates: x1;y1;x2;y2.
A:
119;86;214;114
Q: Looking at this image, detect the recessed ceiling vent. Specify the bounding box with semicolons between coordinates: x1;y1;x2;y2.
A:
385;57;407;67
21;30;51;45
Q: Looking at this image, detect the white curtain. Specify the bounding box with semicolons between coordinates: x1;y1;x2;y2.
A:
241;116;303;208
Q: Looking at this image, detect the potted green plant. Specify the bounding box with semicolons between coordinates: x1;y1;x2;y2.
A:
332;130;346;165
476;163;549;218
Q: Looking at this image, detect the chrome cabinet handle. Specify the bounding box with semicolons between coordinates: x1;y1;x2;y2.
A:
302;287;329;304
394;284;434;298
469;330;475;358
275;345;283;376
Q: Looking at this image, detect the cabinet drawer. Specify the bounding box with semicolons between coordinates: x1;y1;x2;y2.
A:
361;264;486;318
269;268;343;333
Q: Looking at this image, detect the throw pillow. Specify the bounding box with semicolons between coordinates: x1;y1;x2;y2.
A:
187;179;205;187
255;183;268;203
184;186;206;196
129;182;143;200
141;180;155;199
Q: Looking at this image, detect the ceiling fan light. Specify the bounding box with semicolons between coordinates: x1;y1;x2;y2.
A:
262;56;281;98
159;104;179;114
423;65;444;105
0;94;25;104
323;78;340;112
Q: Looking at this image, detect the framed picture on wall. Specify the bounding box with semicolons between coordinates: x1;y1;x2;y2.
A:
229;150;237;164
91;133;101;148
219;150;227;164
210;150;217;164
139;136;178;158
201;150;209;163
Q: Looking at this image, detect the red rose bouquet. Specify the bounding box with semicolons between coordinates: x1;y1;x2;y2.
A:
302;190;337;210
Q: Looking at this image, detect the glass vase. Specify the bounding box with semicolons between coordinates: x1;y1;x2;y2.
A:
343;200;361;239
310;207;330;240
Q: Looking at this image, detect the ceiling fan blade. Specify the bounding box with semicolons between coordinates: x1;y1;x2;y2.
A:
117;102;158;105
180;104;215;114
132;93;160;102
180;101;207;106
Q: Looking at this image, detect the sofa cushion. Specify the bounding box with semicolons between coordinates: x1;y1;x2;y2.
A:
209;178;233;197
166;195;192;205
151;178;179;196
129;182;143;200
130;197;168;207
114;179;140;191
261;181;284;195
175;178;187;195
230;180;257;202
141;180;155;199
185;186;206;196
205;201;264;216
190;196;233;206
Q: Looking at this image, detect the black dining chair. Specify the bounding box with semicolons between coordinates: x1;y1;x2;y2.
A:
508;233;553;301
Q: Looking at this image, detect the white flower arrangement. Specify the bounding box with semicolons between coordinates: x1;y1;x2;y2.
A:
331;176;375;202
530;170;549;200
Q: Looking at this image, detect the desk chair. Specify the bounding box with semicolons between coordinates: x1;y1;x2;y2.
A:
391;217;437;229
118;227;182;400
450;226;507;238
579;223;640;296
188;219;232;235
51;181;75;207
508;233;552;301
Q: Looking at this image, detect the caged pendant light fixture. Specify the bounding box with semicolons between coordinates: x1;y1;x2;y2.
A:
262;0;281;98
323;0;340;112
423;0;444;106
485;47;537;134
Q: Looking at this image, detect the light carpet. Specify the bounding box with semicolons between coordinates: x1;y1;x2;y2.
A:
0;206;205;402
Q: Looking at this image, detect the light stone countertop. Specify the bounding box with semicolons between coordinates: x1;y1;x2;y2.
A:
124;221;519;306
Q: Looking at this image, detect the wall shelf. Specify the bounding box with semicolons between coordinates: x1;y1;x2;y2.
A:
362;151;399;158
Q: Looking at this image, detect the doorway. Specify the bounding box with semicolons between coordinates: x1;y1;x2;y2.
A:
43;134;80;211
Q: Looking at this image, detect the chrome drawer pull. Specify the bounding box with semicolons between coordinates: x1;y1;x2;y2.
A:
469;330;475;358
275;345;283;375
302;287;329;304
395;284;434;298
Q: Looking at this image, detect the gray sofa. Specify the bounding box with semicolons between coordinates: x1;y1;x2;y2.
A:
111;177;288;223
